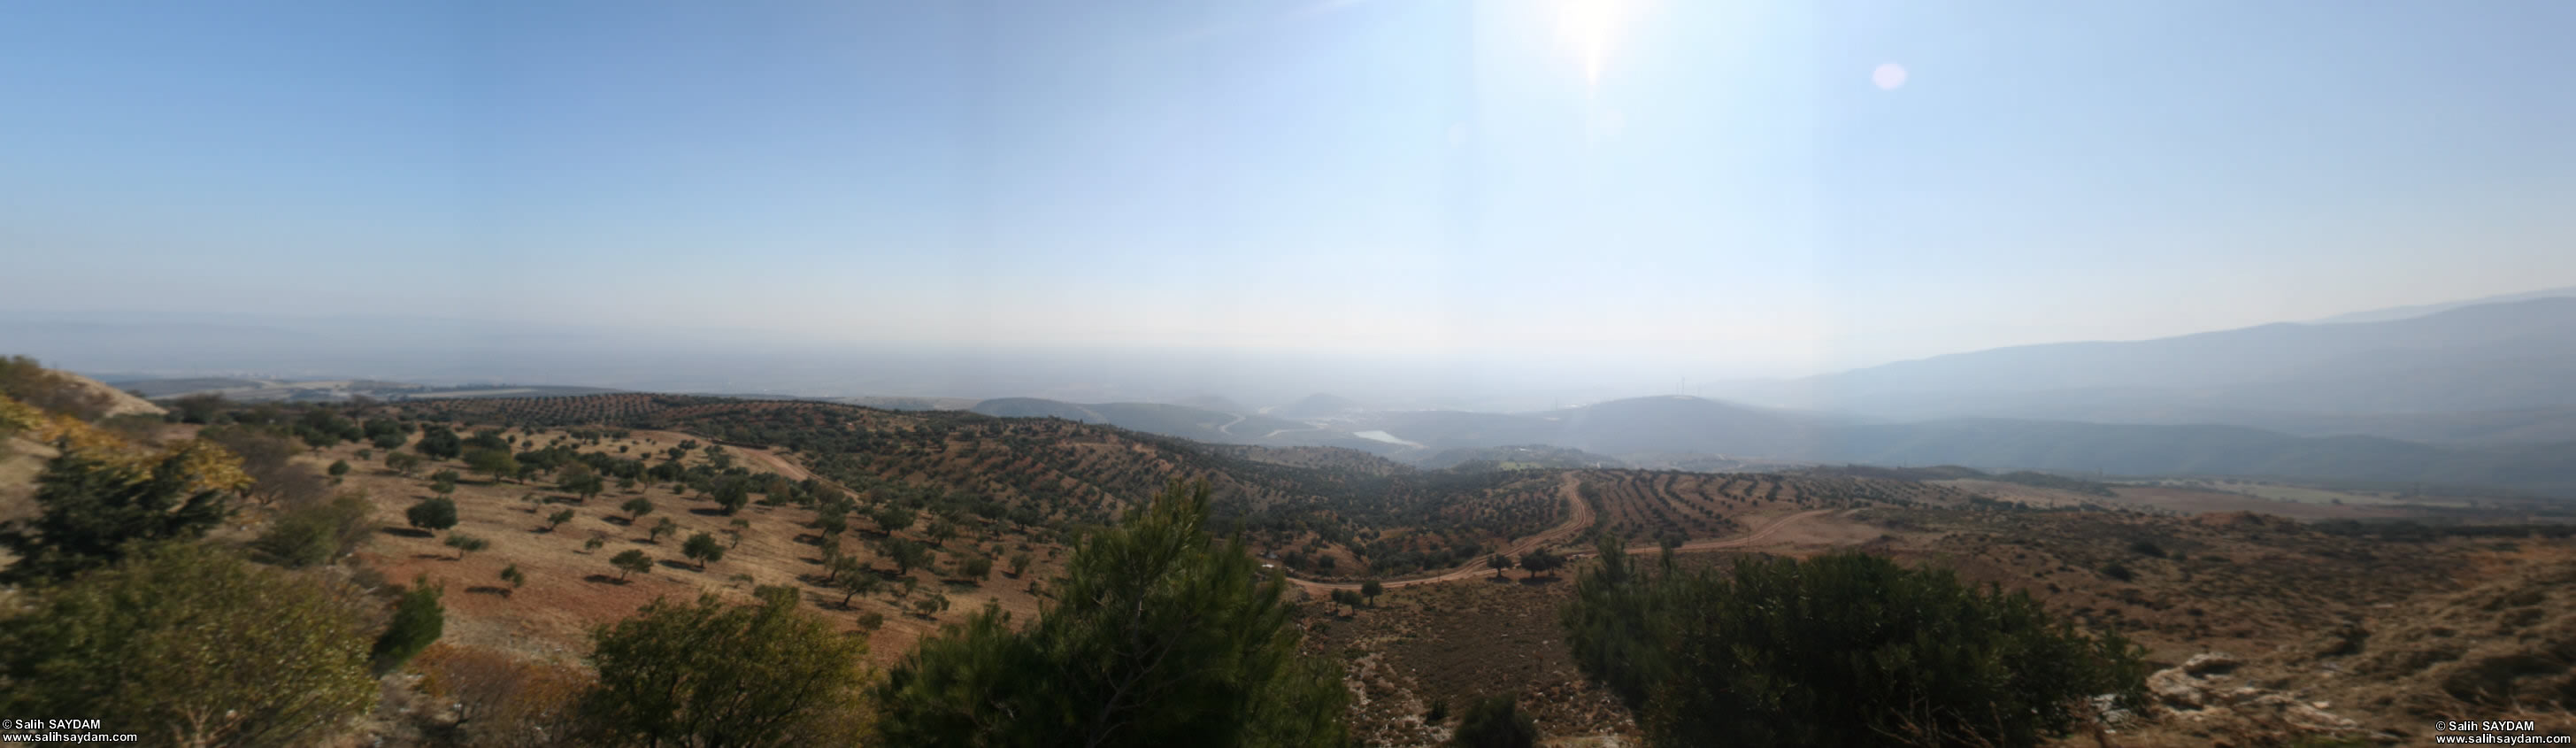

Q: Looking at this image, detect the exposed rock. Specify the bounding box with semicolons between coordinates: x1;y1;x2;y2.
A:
2148;652;2360;739
2184;652;2240;675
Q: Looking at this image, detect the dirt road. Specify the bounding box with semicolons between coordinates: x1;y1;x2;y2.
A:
1656;508;1841;554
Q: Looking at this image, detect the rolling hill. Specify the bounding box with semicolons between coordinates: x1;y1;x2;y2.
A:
1333;396;2576;497
1721;297;2576;423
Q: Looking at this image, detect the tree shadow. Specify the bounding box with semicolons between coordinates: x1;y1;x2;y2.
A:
584;574;632;585
657;559;701;572
464;585;514;598
1517;576;1561;586
604;516;634;527
381;528;434;539
688;507;731;517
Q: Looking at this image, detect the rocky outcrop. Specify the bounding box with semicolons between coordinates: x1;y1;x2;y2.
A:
2149;652;2360;737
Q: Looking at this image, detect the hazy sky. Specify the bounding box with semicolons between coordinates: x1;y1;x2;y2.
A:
6;0;2573;379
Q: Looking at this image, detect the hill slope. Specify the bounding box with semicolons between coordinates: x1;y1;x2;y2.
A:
1728;297;2576;420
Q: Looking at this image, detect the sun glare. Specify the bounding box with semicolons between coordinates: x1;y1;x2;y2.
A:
1558;0;1633;87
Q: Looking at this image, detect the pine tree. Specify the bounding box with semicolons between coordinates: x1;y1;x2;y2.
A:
0;445;235;582
873;480;1347;746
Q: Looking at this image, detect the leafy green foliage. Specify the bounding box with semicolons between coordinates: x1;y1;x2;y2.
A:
444;532;489;559
253;491;376;567
620;496;654;521
1449;694;1538;748
465;447;520;482
911;591;950;619
834;567;880;607
711;478;751;514
0;543;376;746
385;450;423;475
650;516;679;544
1517;549;1565;578
874;505;916;534
1360;579;1383;604
0;446;234;582
373;576;447;675
417;425;463;459
545;508;577;531
168;392;228;425
682;531;726;570
611;549;653;580
880;536;930;577
559;463;605;501
406;497;458;533
500;563;527;591
873;481;1348;746
1560;544;2148;747
582;587;870;746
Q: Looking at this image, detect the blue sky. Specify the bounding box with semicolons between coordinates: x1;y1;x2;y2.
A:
5;0;2573;378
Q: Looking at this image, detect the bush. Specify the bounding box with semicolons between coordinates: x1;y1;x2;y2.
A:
444;533;489;559
373;576;446;675
254;491;377;567
873;481;1347;746
407;497;459;533
1562;540;2146;747
0;543;377;746
582;587;870;745
1449;694;1537;748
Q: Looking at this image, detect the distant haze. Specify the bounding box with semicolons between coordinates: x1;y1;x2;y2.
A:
6;1;2576;393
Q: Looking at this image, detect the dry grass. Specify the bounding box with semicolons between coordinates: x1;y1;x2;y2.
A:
311;428;1074;667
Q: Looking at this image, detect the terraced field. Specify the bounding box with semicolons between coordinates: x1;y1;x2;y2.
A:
1574;469;1989;544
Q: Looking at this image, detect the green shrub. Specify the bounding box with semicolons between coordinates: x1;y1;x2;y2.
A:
1449;694;1537;748
873;481;1346;746
254;492;376;567
371;576;446;675
582;587;870;745
1562;538;2146;747
0;543;376;745
407;497;458;532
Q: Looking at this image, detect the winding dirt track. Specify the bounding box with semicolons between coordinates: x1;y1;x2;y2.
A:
1284;474;1835;593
